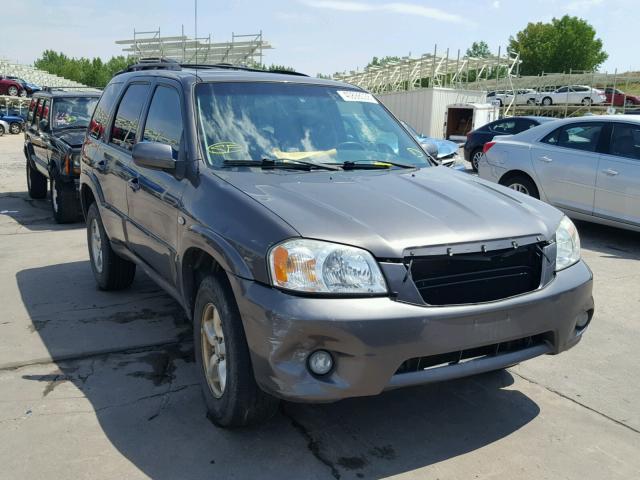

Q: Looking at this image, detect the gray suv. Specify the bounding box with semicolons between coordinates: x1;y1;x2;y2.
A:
80;59;594;427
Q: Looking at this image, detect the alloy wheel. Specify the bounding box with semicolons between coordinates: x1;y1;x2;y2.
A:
10;123;20;134
8;86;18;96
472;151;483;170
508;183;530;195
52;178;59;212
90;218;103;273
201;303;227;398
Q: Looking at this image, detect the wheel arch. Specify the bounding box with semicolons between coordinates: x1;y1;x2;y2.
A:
498;169;542;197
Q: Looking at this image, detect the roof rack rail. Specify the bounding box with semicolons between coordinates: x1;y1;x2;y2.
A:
115;57;181;75
180;63;308;77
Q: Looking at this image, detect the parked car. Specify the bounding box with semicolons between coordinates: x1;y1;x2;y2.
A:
464;116;557;171
0;119;8;136
604;87;640;107
4;76;41;96
537;85;606;106
80;59;593;428
479;115;640;231
0;112;25;134
24;89;100;222
401;121;460;166
487;89;537;106
0;77;26;97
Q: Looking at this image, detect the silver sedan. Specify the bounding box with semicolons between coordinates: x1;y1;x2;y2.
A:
0;119;9;136
479;115;640;232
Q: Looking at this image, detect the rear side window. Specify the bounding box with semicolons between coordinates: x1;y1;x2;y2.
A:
110;83;150;151
27;99;37;122
610;123;640;161
542;123;603;152
142;85;183;157
491;120;517;134
89;82;123;140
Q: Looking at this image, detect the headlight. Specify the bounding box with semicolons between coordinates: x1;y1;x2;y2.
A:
72;154;80;168
268;239;387;294
555;216;580;271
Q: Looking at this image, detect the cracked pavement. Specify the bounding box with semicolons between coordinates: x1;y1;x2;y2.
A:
0;134;639;479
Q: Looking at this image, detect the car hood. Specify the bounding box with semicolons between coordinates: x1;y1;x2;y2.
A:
417;136;459;158
218;167;562;258
55;129;86;147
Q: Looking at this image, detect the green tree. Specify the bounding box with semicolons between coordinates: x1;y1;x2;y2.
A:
509;15;608;75
34;50;134;88
466;41;492;58
366;56;402;68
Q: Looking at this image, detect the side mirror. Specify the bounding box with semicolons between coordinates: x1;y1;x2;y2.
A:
39;119;48;131
420;141;439;159
132;142;176;170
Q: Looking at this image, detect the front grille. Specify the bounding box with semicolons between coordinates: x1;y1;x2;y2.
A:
410;243;544;305
395;333;550;375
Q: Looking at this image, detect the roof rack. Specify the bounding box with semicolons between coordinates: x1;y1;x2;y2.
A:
115;57;308;77
42;86;102;93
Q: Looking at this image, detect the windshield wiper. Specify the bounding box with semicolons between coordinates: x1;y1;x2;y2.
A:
222;158;339;171
341;160;416;170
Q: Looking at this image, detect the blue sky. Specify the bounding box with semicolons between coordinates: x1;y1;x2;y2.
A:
2;0;635;75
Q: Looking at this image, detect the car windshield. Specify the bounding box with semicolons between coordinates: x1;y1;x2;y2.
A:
52;97;98;129
195;82;430;169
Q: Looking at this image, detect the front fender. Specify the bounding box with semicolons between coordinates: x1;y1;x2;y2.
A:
180;224;254;280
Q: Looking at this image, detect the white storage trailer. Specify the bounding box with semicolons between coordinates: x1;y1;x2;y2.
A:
444;103;499;142
377;87;487;139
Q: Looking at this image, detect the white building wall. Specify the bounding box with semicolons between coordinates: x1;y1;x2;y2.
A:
378;88;486;138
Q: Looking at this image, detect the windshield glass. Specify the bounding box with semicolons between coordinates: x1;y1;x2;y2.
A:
195;82;429;168
52;97;98;129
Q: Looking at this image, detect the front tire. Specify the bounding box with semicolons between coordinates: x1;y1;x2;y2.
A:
9;122;21;134
501;174;540;199
26;159;47;199
51;174;79;223
542;97;552;106
7;86;18;96
194;274;279;428
86;202;136;290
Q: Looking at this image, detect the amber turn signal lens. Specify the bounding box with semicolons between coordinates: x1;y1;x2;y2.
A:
272;245;289;283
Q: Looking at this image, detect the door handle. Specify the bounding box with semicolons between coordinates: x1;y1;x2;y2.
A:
539;155;553;163
602;168;619;176
128;177;141;192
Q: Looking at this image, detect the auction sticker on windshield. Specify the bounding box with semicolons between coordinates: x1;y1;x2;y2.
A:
337;90;378;103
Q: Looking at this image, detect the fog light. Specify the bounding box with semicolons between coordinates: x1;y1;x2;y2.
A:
576;311;590;329
308;350;333;376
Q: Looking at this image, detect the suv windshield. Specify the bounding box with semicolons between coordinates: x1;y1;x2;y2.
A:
52;97;98;129
195;82;429;168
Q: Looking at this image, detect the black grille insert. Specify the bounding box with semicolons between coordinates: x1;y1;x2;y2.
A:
395;333;549;375
410;243;544;305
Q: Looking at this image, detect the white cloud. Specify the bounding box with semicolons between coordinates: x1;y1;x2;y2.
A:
301;0;473;25
492;0;500;8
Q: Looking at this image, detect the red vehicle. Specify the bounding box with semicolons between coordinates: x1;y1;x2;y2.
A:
604;87;640;107
0;77;26;97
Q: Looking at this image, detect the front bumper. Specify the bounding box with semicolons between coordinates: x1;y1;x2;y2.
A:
229;260;593;402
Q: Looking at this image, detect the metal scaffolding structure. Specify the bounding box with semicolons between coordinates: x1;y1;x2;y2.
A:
333;46;520;94
116;28;272;65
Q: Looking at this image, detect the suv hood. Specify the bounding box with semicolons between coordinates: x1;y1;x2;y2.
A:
220;167;563;258
55;129;86;148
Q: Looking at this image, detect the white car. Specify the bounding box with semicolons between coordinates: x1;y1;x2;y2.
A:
487;89;537;106
537;85;606;106
478;115;640;232
0;119;8;136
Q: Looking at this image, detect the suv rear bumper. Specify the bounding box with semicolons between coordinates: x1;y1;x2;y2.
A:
229;260;593;402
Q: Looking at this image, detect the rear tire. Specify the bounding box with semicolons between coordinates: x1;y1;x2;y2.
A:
500;174;540;199
51;174;80;223
86;202;136;290
0;125;4;136
9;122;21;134
7;86;18;96
26;159;47;199
471;148;483;172
582;97;592;106
194;274;279;428
542;97;552;106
